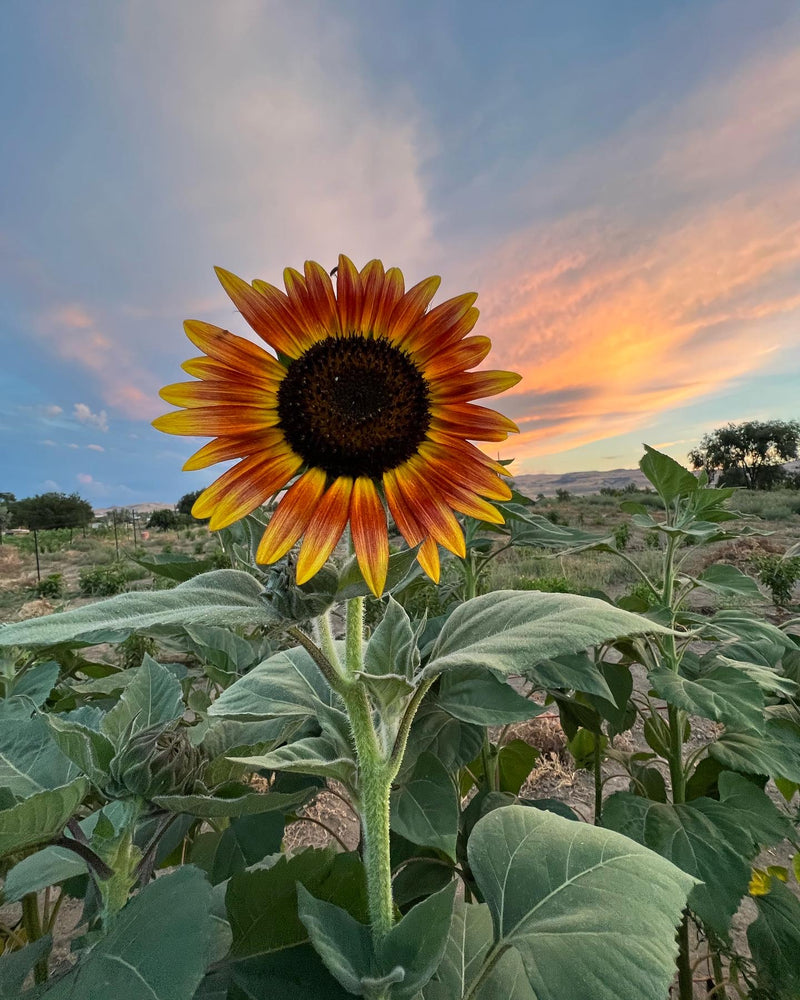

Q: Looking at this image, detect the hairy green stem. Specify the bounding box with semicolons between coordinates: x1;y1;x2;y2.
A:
346;596;365;678
481;732;499;792
316;610;341;673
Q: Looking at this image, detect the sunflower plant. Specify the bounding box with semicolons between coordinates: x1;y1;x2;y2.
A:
0;258;706;1000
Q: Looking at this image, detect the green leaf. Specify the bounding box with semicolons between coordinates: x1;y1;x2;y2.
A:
602;792;754;936
693;564;762;599
153;785;313;818
209;644;337;720
425;591;670;679
229;946;352;999
101;654;184;744
524;652;615;699
3;844;88;903
717;771;795;846
747;880;800;999
0;570;272;648
45;713;116;786
436;668;543;725
421;900;494;999
0;716;78;797
0;778;89;857
391;751;459;859
364;597;418;679
295;886;375;995
191;812;286;885
468;806;695;1000
336;547;423;601
639;445;697;503
403;704;484;773
468;806;694;1000
131;550;219;582
37;866;215;1000
649;665;765;731
181;624;262;681
227;849;367;959
710;719;800;782
0;936;52;996
10;661;60;707
231;736;357;786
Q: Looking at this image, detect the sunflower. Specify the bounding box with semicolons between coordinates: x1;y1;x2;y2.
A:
153;255;521;596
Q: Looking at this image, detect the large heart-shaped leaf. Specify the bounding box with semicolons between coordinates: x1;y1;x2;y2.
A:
710;719;800;782
3;843;88;902
101;655;185;744
467;806;695;1000
435;668;542;725
37;865;216;999
602;791;755;936
747;880;800;999
0;716;78;797
0;570;271;648
390;751;459;859
425;592;670;678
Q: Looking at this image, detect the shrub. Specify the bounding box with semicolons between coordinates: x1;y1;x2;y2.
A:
514;575;577;594
79;563;128;596
613;522;631;550
751;553;800;607
31;573;64;599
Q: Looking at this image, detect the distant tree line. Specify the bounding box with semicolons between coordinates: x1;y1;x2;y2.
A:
0;492;94;543
689;419;800;490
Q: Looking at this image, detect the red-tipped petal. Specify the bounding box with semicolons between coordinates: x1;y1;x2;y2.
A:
372;267;405;338
430;402;519;442
387;275;441;347
159;380;275;409
393;464;466;558
304;260;340;334
359;259;386;336
351;477;389;596
296;477;354;584
153;404;280;436
404;293;478;354
430;369;522;403
216;267;306;358
256;467;327;564
193;448;301;528
183;320;284;379
336;255;363;336
183;433;281;472
384;469;441;582
419;334;491;377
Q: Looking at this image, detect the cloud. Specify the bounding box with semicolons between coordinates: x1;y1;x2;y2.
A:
67;443;79;449
86;443;105;452
42;480;60;490
76;473;93;484
42;405;63;417
73;403;109;432
464;39;800;470
40;439;57;447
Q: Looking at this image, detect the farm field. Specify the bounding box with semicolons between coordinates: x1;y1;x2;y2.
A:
1;470;799;999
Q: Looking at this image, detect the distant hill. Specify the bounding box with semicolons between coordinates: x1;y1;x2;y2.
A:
93;502;174;518
512;467;650;498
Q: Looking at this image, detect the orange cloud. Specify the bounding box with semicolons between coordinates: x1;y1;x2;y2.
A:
468;43;800;471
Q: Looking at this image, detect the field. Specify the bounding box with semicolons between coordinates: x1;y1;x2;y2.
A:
1;473;799;999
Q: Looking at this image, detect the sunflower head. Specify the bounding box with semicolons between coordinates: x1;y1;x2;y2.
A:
153;255;521;597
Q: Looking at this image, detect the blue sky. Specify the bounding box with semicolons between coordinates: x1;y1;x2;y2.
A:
2;0;799;505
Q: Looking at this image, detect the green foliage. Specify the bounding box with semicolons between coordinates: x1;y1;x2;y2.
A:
79;562;128;596
177;488;209;522
10;491;94;530
31;573;64;599
689;418;800;489
752;551;800;606
513;574;576;593
147;507;179;531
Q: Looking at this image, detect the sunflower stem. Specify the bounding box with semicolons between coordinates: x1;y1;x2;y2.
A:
342;596;395;945
345;595;365;678
315;611;341;673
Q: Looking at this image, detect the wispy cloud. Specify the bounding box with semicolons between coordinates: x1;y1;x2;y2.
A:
86;443;105;452
73;402;109;433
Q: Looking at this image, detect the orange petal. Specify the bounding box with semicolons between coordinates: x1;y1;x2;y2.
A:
351;477;389;596
153;404;280;436
384;469;440;582
296;477;354;584
430;369;522;403
336;254;363;336
183;431;284;471
159;380;275;409
255;467;327;564
193;447;301;528
430;402;519;442
387;275;441;348
393;464;466;558
304;260;340;334
418;538;441;583
372;267;405;338
359;259;386;336
183;320;284;379
216;267;306;359
419;335;491;377
283;267;327;343
410;456;504;524
404;294;478;354
420;437;512;497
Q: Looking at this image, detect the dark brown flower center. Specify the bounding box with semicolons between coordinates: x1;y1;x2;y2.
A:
277;336;431;479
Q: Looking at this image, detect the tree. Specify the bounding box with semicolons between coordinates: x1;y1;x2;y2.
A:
0;493;15;545
176;489;209;523
147;509;179;532
688;420;800;489
11;492;94;530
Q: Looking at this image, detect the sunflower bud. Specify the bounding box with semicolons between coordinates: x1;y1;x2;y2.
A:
108;723;203;800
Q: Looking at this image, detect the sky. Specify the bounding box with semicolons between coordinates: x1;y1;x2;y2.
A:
2;0;799;506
